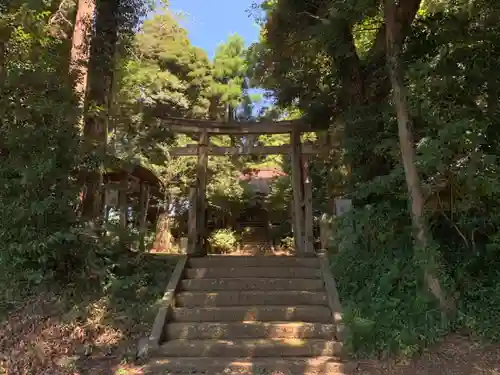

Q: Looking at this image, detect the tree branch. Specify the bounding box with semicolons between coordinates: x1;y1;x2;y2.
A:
369;0;422;60
298;11;329;24
335;22;365;107
364;0;422;100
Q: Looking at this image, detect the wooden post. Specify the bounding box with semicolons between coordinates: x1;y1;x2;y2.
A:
303;157;314;255
103;185;111;224
290;129;305;254
119;175;128;245
138;182;150;251
187;185;198;255
104;205;110;224
195;130;209;256
119;176;128;230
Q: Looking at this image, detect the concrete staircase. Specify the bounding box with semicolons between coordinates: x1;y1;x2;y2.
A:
238;204;272;255
143;256;350;374
239;225;272;255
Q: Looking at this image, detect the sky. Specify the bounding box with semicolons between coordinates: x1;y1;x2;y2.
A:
167;0;262;59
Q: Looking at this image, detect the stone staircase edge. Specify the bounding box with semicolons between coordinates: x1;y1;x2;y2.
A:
137;255;188;359
318;252;348;342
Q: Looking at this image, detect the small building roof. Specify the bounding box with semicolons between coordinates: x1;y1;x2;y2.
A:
239;167;287;181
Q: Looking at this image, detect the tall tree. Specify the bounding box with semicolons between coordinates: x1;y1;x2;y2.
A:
131;11;215;119
384;0;451;313
81;0;120;220
69;0;96;111
211;34;247;121
0;0;85;277
249;0;422;182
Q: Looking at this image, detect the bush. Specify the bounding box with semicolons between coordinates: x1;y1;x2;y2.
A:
280;236;295;250
331;203;450;358
208;229;238;254
331;195;500;359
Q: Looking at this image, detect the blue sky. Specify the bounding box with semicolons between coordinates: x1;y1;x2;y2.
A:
167;0;262;59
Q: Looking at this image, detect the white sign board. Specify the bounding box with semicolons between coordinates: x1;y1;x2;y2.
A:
105;188;119;207
179;237;188;253
335;198;352;217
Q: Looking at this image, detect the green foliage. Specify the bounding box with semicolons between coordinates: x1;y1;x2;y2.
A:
0;5;87;281
332;204;450;358
266;175;292;223
213;34;247;114
208;157;245;211
10;0;500;365
132;11;214;117
208;229;239;254
251;0;500;359
112;11;257;235
0;252;179;372
280;236;295;250
0;0;152;284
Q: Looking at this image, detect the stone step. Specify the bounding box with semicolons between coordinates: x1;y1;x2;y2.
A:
144;356;352;375
166;322;336;340
240;245;272;251
180;278;324;291
185;267;321;279
171;306;333;323
176;291;328;307
156;339;343;357
188;256;319;269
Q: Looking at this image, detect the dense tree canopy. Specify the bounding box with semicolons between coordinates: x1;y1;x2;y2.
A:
248;0;500;354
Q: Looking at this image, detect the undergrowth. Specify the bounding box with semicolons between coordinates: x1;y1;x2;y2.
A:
0;252;178;374
331;202;500;359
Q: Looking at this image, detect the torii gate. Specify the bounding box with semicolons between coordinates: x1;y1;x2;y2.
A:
158;115;329;257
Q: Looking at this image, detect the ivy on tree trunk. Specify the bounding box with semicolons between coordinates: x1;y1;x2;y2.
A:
82;0;120;220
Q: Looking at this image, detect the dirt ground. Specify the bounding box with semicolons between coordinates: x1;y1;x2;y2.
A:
354;334;500;375
90;335;500;375
0;253;179;375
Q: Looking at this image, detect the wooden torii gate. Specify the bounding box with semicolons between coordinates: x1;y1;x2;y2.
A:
159;116;328;257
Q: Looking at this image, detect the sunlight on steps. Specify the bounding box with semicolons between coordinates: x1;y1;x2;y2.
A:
141;255;350;374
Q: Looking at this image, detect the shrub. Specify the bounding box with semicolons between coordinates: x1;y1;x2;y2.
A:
280;236;295;250
331;203;449;358
208;229;238;254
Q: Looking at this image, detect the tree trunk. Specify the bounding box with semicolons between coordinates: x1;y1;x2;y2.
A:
81;0;119;220
69;0;95;110
487;77;500;153
0;40;6;86
384;0;454;315
151;212;171;253
69;0;96;221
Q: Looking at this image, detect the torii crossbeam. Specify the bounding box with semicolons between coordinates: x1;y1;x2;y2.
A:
158;115;320;257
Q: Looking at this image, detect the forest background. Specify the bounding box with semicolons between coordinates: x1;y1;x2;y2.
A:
1;0;500;373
